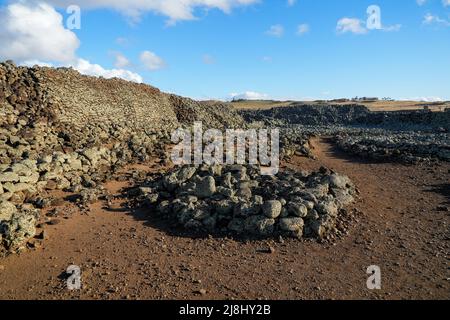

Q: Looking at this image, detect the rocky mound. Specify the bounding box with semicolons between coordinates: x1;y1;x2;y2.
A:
131;164;357;240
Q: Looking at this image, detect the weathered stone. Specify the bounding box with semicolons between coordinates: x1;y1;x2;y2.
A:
19;172;39;184
214;200;235;215
146;193;159;204
288;202;308;218
163;173;179;192
316;201;339;217
78;188;101;204
262;200;282;218
67;158;83;171
6;183;36;195
253;195;264;206
0;172;19;183
0;201;17;222
332;189;354;206
216;186;234;198
306;209;320;220
0;192;13;202
209;165;222;176
11;163;33;176
139;187;153;195
192;208;210;221
195;176;216;198
310;215;336;239
177;166;197;183
236;187;252;199
2;183;15;193
279;217;304;232
234;201;261;217
328;174;351;189
0;210;38;250
221;172;233;188
244;215;275;236
82;148;102;166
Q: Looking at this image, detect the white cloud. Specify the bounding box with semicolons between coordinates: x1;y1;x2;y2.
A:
113;52;131;68
229;91;270;100
140;51;166;70
261;56;272;62
39;0;259;24
336;18;368;34
423;13;450;26
1;2;143;83
20;58;143;83
266;24;284;37
71;58;143;82
296;23;310;36
336;17;400;34
0;2;79;63
443;0;450;7
287;0;296;6
21;60;54;68
417;0;427;6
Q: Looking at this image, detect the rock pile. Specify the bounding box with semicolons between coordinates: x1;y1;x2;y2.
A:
134;164;357;240
336;131;450;163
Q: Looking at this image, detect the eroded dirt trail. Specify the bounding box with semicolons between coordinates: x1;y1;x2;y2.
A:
0;139;449;300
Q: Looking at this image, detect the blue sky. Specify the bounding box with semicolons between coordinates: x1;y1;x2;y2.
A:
1;0;450;101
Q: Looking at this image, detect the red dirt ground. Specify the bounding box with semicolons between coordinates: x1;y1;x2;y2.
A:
0;138;449;300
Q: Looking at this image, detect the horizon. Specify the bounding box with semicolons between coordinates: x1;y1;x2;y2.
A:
1;0;450;101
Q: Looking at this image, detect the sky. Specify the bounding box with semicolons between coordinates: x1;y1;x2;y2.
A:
1;0;450;101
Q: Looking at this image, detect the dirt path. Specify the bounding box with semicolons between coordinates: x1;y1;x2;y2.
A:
0;138;449;300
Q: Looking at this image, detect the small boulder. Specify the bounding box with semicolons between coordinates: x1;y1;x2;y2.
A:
195;176;216;198
262;200;282;218
288;202;308;217
0;201;17;222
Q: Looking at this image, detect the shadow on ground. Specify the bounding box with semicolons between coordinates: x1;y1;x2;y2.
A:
425;183;450;205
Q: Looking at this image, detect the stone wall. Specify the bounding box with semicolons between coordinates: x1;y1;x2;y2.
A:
42;67;180;148
240;104;450;130
239;104;371;126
